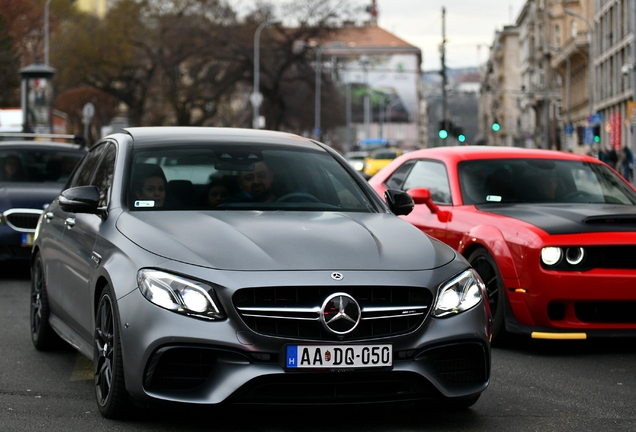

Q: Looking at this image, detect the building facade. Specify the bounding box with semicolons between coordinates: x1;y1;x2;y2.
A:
479;26;522;147
321;24;423;151
480;0;636;168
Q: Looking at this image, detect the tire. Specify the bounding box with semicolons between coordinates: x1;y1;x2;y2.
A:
94;286;131;419
30;253;61;350
467;248;508;345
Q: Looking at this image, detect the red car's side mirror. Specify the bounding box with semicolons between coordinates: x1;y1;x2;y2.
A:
407;188;452;223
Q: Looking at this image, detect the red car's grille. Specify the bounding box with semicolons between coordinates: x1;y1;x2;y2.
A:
233;286;432;341
585;246;636;269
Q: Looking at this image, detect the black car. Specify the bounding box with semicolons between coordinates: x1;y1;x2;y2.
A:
0;134;85;261
30;127;491;418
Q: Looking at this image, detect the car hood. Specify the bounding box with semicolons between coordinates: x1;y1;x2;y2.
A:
0;182;63;211
116;210;456;271
477;203;636;235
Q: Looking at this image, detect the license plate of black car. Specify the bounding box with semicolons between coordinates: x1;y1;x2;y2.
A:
21;233;34;247
285;344;392;369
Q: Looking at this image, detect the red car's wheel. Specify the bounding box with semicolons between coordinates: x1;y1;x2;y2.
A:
468;248;508;344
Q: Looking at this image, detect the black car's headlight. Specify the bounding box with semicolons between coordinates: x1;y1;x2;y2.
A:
433;269;485;318
137;269;225;320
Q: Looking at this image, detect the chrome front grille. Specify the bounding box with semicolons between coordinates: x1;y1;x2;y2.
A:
3;209;43;232
233;286;432;341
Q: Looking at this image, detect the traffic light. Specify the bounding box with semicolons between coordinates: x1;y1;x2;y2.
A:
439;120;449;140
458;133;466;143
491;121;501;132
593;125;601;143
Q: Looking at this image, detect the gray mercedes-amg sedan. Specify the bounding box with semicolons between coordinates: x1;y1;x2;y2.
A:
30;127;491;418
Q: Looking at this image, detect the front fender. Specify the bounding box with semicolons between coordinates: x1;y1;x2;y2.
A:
458;224;519;281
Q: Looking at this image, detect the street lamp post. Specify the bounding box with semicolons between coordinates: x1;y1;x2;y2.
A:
252;19;281;129
547;45;571;150
384;97;401;142
564;8;594;118
312;45;322;140
44;0;52;65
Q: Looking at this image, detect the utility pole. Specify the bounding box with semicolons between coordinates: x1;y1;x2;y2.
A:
440;7;448;144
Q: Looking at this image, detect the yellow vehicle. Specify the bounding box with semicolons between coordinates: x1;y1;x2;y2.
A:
362;148;402;177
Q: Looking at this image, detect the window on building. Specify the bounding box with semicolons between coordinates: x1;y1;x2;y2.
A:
555;25;561;48
571;20;578;38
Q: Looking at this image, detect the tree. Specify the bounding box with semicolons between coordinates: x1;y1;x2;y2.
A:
54;86;118;142
0;13;20;106
47;0;358;134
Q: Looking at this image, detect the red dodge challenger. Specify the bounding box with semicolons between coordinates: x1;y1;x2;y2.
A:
369;145;636;344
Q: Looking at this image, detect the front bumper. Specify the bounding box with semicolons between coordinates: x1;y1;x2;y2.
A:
506;267;636;337
116;284;491;406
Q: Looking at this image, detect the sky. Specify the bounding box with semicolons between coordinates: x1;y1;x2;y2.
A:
372;0;527;71
262;0;528;72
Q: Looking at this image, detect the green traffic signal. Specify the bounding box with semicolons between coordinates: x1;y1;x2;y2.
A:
458;134;466;143
439;129;448;139
491;122;500;132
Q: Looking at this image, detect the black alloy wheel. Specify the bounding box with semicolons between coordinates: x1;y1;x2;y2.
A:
467;248;508;344
30;253;60;350
94;286;130;418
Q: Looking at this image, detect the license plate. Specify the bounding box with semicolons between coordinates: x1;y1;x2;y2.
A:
21;233;34;247
285;344;392;369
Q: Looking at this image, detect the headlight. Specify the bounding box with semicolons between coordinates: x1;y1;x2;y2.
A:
433;269;484;318
541;247;562;266
353;161;364;171
137;269;225;320
565;247;585;265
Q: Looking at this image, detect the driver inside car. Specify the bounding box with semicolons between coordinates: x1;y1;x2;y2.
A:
232;160;276;203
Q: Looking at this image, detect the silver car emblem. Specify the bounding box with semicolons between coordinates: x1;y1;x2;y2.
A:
320;293;361;335
330;272;344;281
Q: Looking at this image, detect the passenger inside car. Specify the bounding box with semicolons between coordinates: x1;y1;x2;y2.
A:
132;164;167;208
202;177;232;207
1;155;29;182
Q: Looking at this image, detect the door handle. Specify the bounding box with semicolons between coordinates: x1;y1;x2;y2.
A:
64;216;76;228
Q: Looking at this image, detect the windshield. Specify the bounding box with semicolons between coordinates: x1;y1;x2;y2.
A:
458;158;636;205
129;144;375;211
0;148;83;183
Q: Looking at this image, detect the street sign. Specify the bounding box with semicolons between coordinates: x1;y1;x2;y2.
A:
250;92;263;108
587;113;602;125
564;124;574;135
82;102;95;124
583;126;594;145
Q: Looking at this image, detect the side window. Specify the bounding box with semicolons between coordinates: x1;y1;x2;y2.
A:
72;144;106;187
385;160;415;190
402;160;452;204
92;144;116;207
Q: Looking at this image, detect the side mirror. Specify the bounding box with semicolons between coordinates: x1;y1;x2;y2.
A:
384;189;414;216
407;187;452;223
59;185;100;214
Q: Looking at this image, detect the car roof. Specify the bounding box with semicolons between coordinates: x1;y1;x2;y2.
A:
0;140;85;151
401;145;597;163
123;127;321;150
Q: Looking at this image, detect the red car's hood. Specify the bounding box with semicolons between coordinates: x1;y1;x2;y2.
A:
477;203;636;234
